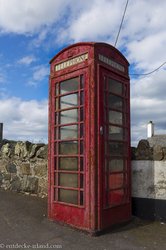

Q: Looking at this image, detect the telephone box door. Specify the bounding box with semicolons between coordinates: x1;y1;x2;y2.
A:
99;67;131;229
49;68;90;230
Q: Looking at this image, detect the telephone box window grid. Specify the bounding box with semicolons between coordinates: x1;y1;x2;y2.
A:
53;75;85;206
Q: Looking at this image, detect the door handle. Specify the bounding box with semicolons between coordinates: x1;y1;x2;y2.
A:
100;126;104;135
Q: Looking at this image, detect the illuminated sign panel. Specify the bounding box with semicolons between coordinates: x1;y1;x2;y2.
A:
55;53;88;71
99;54;125;72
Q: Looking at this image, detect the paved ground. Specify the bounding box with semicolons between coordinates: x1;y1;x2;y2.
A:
0;190;166;250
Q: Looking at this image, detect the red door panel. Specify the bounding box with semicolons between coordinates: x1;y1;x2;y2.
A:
99;67;131;229
49;69;90;229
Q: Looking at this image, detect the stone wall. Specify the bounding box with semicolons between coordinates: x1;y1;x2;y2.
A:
1;138;166;221
131;139;166;161
0;140;48;198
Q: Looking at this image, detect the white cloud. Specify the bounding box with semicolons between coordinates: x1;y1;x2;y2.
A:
27;65;49;87
127;32;166;72
31;29;49;47
67;0;121;42
32;65;49;81
0;0;68;34
131;71;166;99
57;0;126;44
17;55;36;65
124;0;166;38
131;71;166;146
122;1;166;72
0;97;48;142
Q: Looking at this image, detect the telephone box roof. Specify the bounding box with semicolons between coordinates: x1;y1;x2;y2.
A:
50;42;129;65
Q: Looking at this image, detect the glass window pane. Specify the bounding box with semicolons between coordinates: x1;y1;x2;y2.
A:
109;111;122;125
109;173;123;189
109;159;124;172
60;77;79;94
108;78;122;95
60;125;78;140
108;142;125;156
59;173;78;188
60;109;78;124
59;189;78;204
60;94;78;109
59;141;78;155
108;94;123;111
109;126;123;140
59;157;78;170
108;189;124;206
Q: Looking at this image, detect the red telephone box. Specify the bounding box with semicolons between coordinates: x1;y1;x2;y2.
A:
48;42;131;234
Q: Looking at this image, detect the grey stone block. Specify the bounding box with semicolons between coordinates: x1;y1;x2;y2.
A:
153;145;164;161
3;173;11;180
6;163;17;173
34;162;47;177
15;141;32;158
36;145;48;159
21;176;38;193
29;144;44;158
0;173;3;185
135;140;153;160
10;176;21;191
20;163;31;175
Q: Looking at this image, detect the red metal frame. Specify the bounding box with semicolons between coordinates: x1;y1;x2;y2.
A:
48;42;131;233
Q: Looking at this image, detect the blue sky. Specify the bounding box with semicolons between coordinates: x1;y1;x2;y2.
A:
0;32;54;98
0;0;166;145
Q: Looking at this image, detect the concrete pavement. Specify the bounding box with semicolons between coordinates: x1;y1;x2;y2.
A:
0;189;166;250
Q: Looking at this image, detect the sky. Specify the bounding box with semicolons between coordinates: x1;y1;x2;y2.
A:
0;0;166;145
